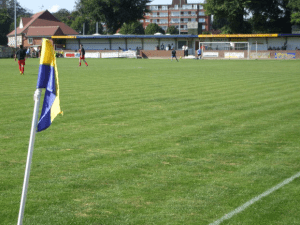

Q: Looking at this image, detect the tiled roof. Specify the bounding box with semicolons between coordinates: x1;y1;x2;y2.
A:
30;19;78;35
7;10;78;37
27;26;64;36
21;18;31;27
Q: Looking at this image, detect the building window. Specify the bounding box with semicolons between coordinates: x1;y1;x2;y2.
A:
152;13;158;17
199;5;203;10
174;5;178;9
162;6;168;10
202;25;206;30
193;5;198;9
191;11;196;16
183;18;189;23
171;18;179;23
199;18;205;23
160;13;168;17
160;19;168;24
145;19;150;23
152;19;158;24
183;12;189;16
28;38;33;44
171;12;180;16
150;6;158;10
182;5;192;9
191;18;196;22
199;11;205;16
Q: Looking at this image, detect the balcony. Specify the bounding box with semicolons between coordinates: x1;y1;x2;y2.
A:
182;15;197;18
149;7;169;11
151;14;168;18
158;21;168;24
169;7;198;11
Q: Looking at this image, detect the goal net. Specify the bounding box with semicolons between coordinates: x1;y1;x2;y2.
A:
199;42;250;59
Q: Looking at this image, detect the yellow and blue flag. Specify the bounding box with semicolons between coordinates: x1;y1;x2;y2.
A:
36;39;62;132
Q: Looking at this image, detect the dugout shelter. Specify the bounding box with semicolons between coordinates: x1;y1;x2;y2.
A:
52;33;300;59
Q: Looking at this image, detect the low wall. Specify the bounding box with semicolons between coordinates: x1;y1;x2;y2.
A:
202;50;300;59
140;50;185;59
59;49;300;59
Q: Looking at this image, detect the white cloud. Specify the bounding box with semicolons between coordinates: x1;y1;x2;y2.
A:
49;5;60;13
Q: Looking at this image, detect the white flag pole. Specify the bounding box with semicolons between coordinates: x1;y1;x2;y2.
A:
17;88;42;225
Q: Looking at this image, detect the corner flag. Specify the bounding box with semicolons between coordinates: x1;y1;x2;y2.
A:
36;38;62;132
18;39;63;225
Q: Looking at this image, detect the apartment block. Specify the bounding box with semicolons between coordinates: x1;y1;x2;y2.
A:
0;0;7;9
140;0;211;34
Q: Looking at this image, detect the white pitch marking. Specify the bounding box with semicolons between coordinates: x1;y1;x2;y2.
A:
210;171;300;225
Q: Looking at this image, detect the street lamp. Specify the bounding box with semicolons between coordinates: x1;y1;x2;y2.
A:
179;0;181;35
14;0;17;48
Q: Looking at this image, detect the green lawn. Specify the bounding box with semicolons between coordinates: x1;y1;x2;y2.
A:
1;58;300;225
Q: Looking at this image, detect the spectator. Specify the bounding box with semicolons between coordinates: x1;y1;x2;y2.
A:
171;43;174;50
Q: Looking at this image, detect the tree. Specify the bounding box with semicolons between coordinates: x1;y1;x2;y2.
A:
289;0;300;25
166;25;179;34
6;0;32;19
205;0;292;33
9;17;21;33
145;23;165;34
71;16;91;35
6;0;32;33
211;16;230;30
0;9;11;45
119;22;145;34
53;9;72;26
78;0;150;34
248;0;291;33
204;0;251;34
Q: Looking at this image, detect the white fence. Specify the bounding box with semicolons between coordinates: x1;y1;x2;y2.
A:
64;52;100;58
101;51;137;58
64;51;137;59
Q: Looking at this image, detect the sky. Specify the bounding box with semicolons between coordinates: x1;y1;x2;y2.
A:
18;0;77;14
17;0;203;14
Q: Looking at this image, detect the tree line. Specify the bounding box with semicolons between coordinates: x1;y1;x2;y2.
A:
1;0;300;45
206;0;300;34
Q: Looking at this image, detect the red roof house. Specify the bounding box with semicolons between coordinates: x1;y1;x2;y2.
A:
7;10;78;48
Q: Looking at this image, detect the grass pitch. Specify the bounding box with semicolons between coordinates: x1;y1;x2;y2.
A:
1;58;300;225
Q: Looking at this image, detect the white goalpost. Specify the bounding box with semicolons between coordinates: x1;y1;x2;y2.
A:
199;42;250;60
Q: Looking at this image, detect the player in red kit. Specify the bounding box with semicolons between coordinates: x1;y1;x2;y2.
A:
79;44;88;67
14;45;26;75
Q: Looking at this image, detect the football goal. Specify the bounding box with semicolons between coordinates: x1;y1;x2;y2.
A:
199;42;250;59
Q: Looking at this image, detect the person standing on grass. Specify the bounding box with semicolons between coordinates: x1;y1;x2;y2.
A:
171;49;179;62
26;47;30;58
197;48;202;59
14;45;26;75
79;44;88;67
